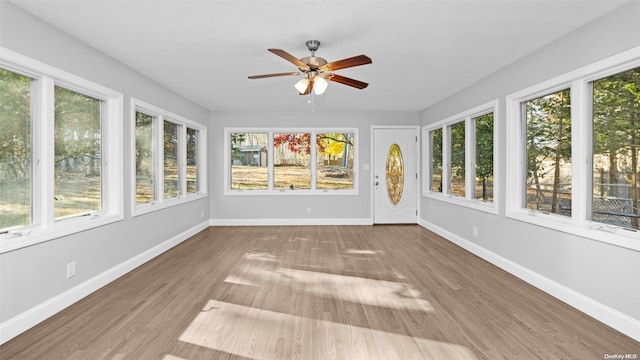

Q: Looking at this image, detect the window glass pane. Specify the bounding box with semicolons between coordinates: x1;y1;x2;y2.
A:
430;128;443;193
54;86;102;219
316;133;354;190
592;67;640;229
135;111;154;203
0;69;32;230
230;132;268;190
186;128;198;193
525;88;571;216
475;112;494;202
274;133;310;190
163;121;179;198
449;122;465;197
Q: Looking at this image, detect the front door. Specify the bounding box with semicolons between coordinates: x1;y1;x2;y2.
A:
373;127;418;224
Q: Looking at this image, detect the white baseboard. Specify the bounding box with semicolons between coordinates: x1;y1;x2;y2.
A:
209;218;373;226
0;220;209;345
418;219;640;342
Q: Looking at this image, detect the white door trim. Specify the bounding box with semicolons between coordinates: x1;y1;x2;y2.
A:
370;125;421;223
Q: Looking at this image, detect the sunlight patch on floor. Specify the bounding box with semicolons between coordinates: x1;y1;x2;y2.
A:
224;264;433;312
180;300;476;360
345;249;381;255
244;251;279;262
161;355;187;360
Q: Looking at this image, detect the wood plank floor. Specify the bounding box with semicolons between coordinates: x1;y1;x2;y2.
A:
1;225;638;359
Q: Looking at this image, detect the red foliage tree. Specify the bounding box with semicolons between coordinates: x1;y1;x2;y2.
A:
273;133;324;154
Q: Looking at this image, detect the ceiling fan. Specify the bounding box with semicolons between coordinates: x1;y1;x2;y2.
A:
248;40;372;95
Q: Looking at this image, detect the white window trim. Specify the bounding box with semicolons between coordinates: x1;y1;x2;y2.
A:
422;100;499;215
0;48;123;254
224;128;359;196
130;98;207;217
506;45;640;252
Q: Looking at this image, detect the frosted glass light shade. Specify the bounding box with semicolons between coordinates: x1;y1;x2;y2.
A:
295;78;309;93
313;77;328;95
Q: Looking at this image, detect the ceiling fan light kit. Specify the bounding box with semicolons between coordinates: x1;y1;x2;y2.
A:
248;40;372;96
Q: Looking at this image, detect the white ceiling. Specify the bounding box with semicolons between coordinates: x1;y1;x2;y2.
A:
10;0;629;112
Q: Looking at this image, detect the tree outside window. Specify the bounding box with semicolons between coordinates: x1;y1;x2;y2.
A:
274;133;311;190
135;111;154;203
525;88;572;216
186;128;199;194
54;86;102;219
430;128;443;193
475;112;494;202
592;67;640;229
449;122;465;197
316;133;354;190
163;120;179;198
0;69;32;230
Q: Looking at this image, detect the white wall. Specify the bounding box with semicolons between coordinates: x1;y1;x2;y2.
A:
0;2;210;342
419;1;640;340
209;110;419;224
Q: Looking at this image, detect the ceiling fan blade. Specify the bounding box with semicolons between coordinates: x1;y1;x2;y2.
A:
248;72;300;79
299;79;313;95
268;49;311;72
324;73;369;89
320;55;372;72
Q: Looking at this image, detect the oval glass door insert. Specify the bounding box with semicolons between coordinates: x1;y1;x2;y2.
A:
386;143;404;205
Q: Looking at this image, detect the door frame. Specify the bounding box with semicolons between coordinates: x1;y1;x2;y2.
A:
370;125;421;223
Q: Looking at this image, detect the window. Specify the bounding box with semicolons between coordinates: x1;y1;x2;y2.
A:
163;120;179;199
54;86;103;219
0;68;32;231
274;133;311;190
131;99;207;216
506;46;640;250
591;67;640;230
135;111;154;204
449;121;465;197
524;88;572;217
430;128;443;193
423;101;497;212
230;132;268;190
225;128;357;194
186;127;199;194
474;112;494;202
1;48;123;253
316;133;354;190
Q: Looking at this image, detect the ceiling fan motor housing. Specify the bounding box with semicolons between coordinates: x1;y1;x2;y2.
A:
300;56;328;70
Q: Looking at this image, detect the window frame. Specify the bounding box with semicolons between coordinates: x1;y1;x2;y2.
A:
224;127;359;196
506;46;640;251
422;100;499;214
130;98;207;217
0;48;123;254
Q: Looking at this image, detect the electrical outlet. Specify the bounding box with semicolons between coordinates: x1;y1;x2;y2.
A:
306;207;312;214
472;226;478;237
66;261;76;279
201;210;205;218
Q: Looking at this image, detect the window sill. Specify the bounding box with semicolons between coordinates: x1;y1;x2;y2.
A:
132;192;207;217
224;189;359;196
422;192;497;215
0;213;124;254
507;209;640;252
